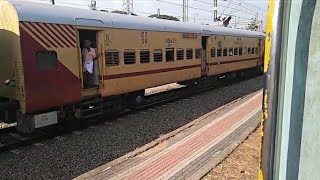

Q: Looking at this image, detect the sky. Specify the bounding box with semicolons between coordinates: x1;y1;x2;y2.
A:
26;0;269;29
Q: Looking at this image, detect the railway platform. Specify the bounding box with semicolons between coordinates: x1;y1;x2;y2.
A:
75;91;263;180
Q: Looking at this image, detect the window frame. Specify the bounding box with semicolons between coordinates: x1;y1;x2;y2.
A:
217;48;222;57
234;47;238;56
123;49;136;65
105;50;120;66
210;48;216;58
153;49;163;62
186;48;193;60
223;48;228;56
228;48;233;56
140;49;150;64
176;48;185;60
165;48;175;62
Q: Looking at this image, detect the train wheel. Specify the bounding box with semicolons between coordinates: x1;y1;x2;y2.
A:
127;91;144;109
63;110;77;132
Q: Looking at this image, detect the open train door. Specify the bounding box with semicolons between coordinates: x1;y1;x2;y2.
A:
96;30;105;90
201;35;209;76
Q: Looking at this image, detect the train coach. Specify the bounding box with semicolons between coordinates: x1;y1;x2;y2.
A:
0;0;265;133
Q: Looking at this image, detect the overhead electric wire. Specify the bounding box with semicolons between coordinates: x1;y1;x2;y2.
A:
193;0;265;19
155;0;253;21
26;0;265;28
238;0;267;12
219;0;233;18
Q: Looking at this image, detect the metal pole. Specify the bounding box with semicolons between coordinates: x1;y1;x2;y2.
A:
187;0;189;22
131;0;134;14
214;0;217;22
183;0;186;22
51;0;55;5
259;0;285;179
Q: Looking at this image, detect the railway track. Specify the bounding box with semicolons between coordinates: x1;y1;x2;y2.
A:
0;74;260;154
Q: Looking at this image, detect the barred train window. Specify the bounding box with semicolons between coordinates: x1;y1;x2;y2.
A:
154;49;163;62
177;49;184;60
211;48;216;57
217;48;222;57
166;48;174;62
244;47;247;55
105;50;119;66
228;48;233;56
36;51;58;70
239;47;243;56
195;49;202;59
234;48;238;56
140;50;150;63
186;48;193;59
124;50;136;64
223;48;228;56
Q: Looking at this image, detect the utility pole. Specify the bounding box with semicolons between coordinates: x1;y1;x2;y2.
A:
182;0;189;22
213;0;217;22
89;0;97;10
51;0;55;5
186;0;189;22
183;0;186;22
123;0;134;15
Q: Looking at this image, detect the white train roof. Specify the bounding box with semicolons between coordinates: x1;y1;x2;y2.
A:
9;0;265;38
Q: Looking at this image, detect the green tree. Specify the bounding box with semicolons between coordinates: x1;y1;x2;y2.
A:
246;19;259;31
148;14;179;21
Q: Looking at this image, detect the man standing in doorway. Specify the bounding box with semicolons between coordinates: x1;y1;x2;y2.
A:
82;40;100;88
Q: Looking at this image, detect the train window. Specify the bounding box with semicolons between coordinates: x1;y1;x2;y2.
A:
252;47;255;54
195;49;202;59
248;47;251;54
217;48;222;57
228;48;233;56
166;48;174;62
211;48;216;57
154;49;163;62
124;50;136;64
105;50;119;66
239;47;243;56
36;51;58;70
140;50;150;63
223;48;228;56
186;48;193;59
177;49;184;60
255;47;258;54
234;48;238;56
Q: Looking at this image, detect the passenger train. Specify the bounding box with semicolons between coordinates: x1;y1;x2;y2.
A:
0;0;265;133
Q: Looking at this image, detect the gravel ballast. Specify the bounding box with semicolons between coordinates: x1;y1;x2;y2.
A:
0;76;263;180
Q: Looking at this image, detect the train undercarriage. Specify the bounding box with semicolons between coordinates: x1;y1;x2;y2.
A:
0;66;263;134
